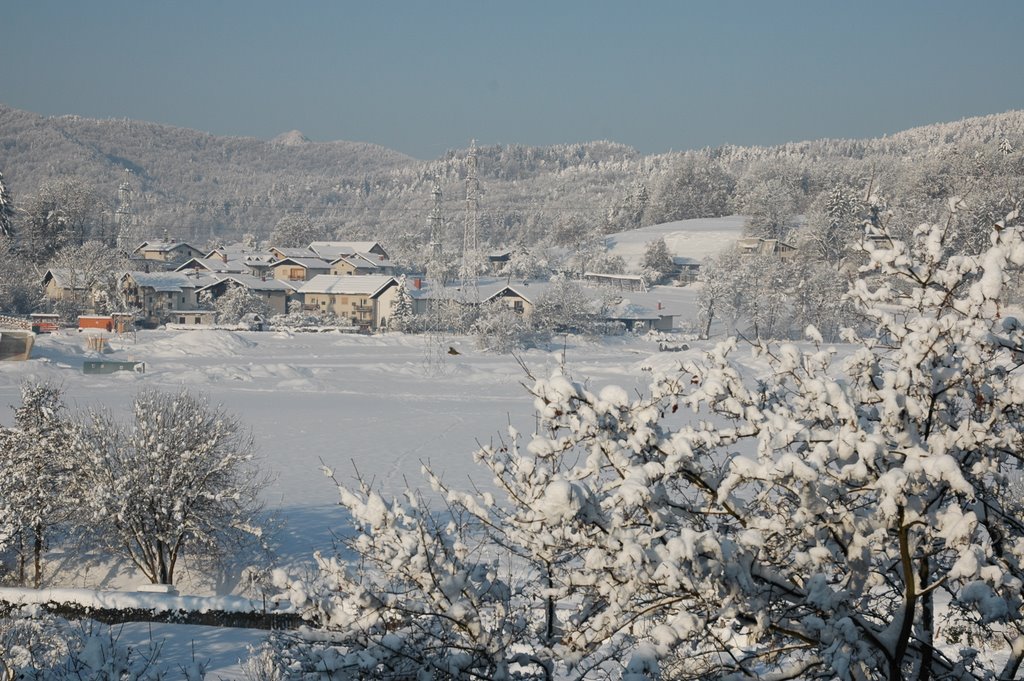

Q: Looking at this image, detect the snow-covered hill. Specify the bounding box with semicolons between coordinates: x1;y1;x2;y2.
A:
603;215;746;268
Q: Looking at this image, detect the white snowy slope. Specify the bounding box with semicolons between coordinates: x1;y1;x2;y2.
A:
603;215;747;268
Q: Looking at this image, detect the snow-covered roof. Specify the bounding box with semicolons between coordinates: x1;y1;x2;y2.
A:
478;279;553;305
42;268;90;290
408;278;553;304
175;257;248;274
309;241;385;259
330;252;389;270
135;240;202;254
298;274;396;297
123;271;216;292
269;247;317;259
198;274;296;293
242;253;277;265
273;257;332;270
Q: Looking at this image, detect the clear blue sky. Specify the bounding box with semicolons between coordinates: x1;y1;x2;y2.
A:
2;1;1022;160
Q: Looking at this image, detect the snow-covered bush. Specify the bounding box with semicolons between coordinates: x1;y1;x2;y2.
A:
265;209;1024;679
76;389;267;585
0;611;164;681
472;299;535;352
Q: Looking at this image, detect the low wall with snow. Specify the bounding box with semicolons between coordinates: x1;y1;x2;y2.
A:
0;586;303;630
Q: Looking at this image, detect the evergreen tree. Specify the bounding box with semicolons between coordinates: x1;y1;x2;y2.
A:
389;275;414;331
0;382;75;587
640;236;674;284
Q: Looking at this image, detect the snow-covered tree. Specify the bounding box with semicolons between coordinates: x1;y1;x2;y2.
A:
76;389;265;585
498;247;553;281
19;178;105;263
737;165;801;240
268;213;329;248
640;237;674;285
796;183;865;267
0;235;40;314
213;283;271;325
0;171;16;239
0;382;75;588
586;251;627;275
46;240;127;316
644;155;734;225
472;299;534;352
266;208;1024;679
697;249;785;338
389;275;414;331
532;275;603;336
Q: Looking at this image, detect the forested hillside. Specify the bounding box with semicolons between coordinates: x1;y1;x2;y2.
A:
2;103;1024;269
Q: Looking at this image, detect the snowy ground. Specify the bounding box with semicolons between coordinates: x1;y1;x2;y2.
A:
0;325;714;673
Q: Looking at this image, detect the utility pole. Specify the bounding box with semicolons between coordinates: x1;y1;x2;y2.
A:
461;140;480;298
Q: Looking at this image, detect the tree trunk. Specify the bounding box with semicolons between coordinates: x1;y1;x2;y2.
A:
918;557;933;681
156;538;170;584
701;304;714;340
544;564;556;644
33;523;43;589
17;531;26;586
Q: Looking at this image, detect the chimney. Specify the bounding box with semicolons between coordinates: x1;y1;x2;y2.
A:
657;301;662;310
413;277;422;290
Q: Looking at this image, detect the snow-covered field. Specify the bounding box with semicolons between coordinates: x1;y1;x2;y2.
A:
0;324;709;674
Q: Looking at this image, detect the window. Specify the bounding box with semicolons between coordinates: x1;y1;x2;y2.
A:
195;316;202;324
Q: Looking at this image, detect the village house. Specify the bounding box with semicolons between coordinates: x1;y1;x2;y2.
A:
268;246;316;261
478;280;550;315
41;268;91;305
308;241;390;261
175;257;249;275
298;275;398;330
121;271;216;325
736;237;797;258
196;274;296;316
132;239;205;264
671;256;702;284
407;278;549;317
202;246;279;278
329;252;392;276
604;292;677;332
271;257;332;283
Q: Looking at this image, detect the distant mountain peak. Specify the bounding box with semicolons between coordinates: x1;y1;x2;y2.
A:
272;130;310;146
